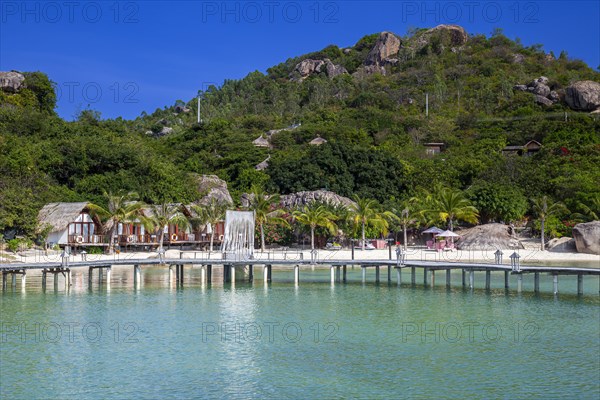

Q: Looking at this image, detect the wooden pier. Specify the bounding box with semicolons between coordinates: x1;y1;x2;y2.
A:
1;256;599;295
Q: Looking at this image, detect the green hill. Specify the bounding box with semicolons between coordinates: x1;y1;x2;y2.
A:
1;25;599;237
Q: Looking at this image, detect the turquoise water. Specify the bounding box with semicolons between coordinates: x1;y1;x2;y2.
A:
1;266;599;399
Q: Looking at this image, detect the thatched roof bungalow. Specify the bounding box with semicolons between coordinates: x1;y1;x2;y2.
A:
252;135;271;148
38;202;102;246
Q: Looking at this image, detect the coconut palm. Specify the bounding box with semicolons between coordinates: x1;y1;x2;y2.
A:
388;199;421;251
427;187;479;231
572;194;600;222
143;203;190;253
349;195;391;250
245;188;288;252
191;199;227;252
531;196;568;251
292;203;338;251
87;192;145;254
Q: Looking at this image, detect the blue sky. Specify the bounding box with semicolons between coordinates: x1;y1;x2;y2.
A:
1;1;598;120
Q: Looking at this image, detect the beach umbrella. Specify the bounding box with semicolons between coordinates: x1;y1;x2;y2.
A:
422;226;444;234
436;230;460;238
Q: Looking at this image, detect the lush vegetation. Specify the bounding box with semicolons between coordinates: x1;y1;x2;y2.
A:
1;28;599;244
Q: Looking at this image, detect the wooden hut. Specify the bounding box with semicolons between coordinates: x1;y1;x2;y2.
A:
37;202;104;247
252;135;271;148
309;135;327;146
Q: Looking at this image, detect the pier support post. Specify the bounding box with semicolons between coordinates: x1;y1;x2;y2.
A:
411;267;416;285
361;267;366;283
99;267;103;283
462;269;466;287
169;265;174;282
134;265;141;287
423;268;428;286
342;265;347;283
263;265;269;282
553;274;559;295
175;264;180;282
88;267;93;286
387;265;391;284
207;265;212;283
21;271;26;288
577;274;583;295
223;265;230;284
11;272;17;288
397;268;402;286
249;265;254;282
1;272;6;290
517;274;522;293
67;269;72;288
534;272;540;293
230;266;235;285
267;265;272;283
104;268;110;286
469;270;474;290
336;266;341;283
485;270;491;290
54;271;59;291
330;266;336;284
179;265;184;285
504;271;509;289
375;266;380;284
294;265;300;285
446;269;451;288
42;270;47;290
431;270;435;287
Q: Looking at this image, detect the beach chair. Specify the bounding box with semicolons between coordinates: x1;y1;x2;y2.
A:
436;240;446;252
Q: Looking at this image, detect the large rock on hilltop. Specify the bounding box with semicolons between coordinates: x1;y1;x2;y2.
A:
193;174;233;205
0;71;25;92
456;223;524;250
411;24;468;52
365;32;401;66
565;81;600;111
292;58;347;81
572;221;600;255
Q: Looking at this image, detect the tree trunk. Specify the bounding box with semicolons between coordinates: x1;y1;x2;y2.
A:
540;218;545;251
260;223;265;252
449;218;454;231
109;225;117;254
158;227;165;253
361;220;366;251
311;226;315;251
403;222;408;251
209;232;214;252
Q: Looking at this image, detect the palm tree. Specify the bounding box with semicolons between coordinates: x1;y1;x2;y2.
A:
349;195;391;250
572;194;600;222
292;203;338;251
389;199;421;251
191;199;227;252
87;191;145;254
531;196;568;251
427;187;479;231
246;189;288;252
143;204;190;253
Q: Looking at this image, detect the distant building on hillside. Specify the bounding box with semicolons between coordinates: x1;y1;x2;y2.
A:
502;140;542;156
252;135;271;148
424;142;445;156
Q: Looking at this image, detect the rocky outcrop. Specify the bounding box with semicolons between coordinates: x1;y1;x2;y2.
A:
572;221;600;255
352;65;387;77
565;81;600;111
194;175;233;205
411;24;468;53
365;31;401;66
292;58;347;81
514;76;558;107
547;237;577;253
0;71;25;92
456;223;524;250
280;190;356;209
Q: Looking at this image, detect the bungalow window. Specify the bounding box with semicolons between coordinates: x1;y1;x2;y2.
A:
68;213;96;239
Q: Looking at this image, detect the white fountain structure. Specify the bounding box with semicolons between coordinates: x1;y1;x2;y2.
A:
221;210;255;261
